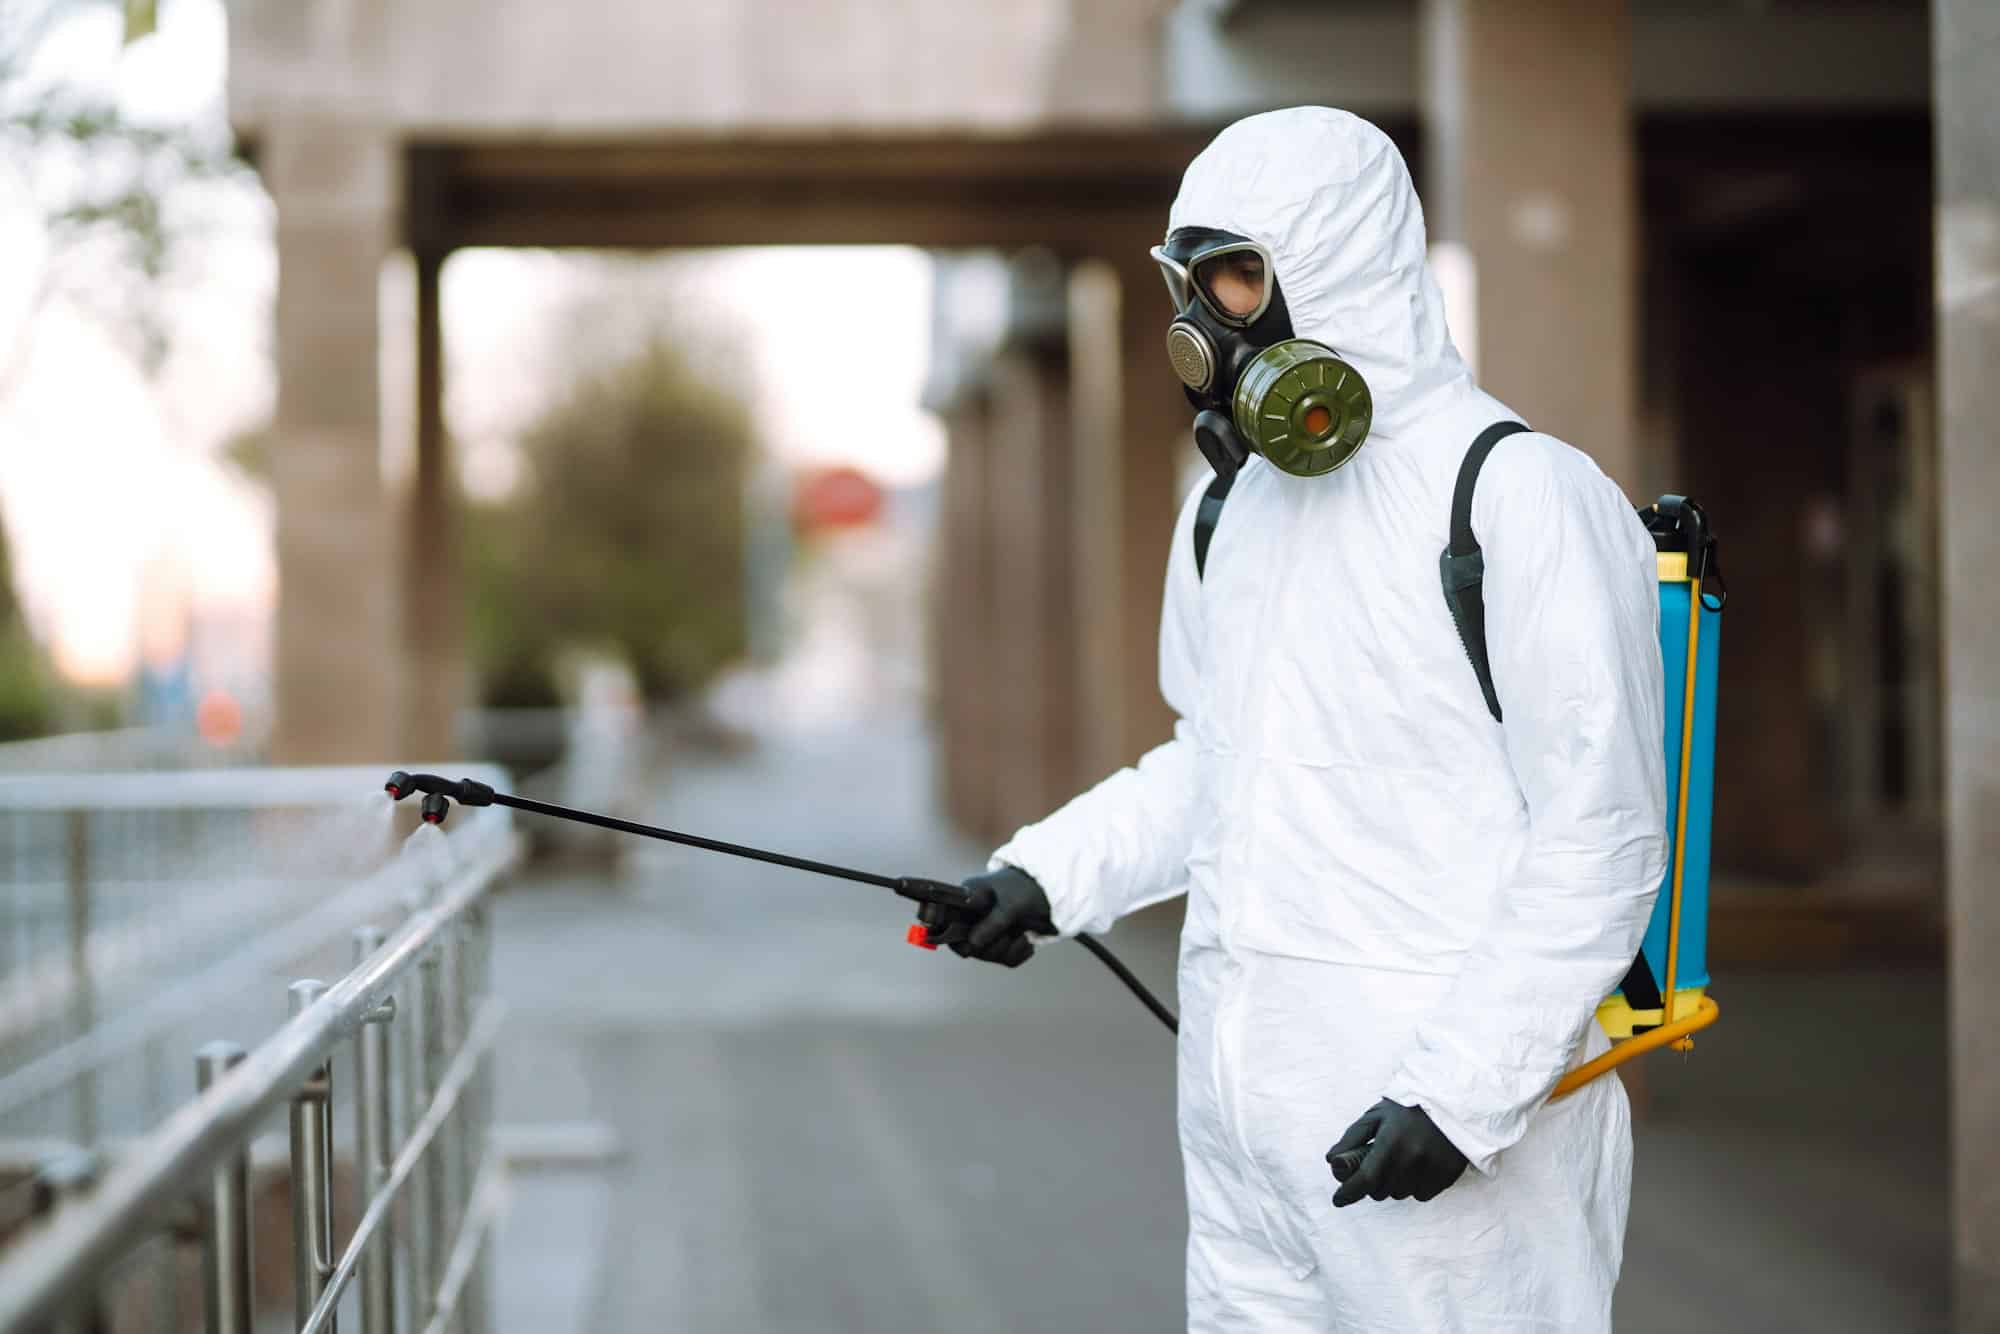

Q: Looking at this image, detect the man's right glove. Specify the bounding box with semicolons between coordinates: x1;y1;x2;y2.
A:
918;865;1053;968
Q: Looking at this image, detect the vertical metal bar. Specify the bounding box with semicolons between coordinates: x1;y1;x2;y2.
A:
399;968;428;1334
33;1147;99;1334
353;928;397;1334
459;907;490;1334
64;809;95;1145
289;979;335;1334
196;1041;252;1334
155;1229;184;1334
447;926;472;1334
417;948;448;1327
146;1032;169;1131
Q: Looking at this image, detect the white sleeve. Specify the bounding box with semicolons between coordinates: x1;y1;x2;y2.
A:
988;477;1211;937
1381;439;1667;1173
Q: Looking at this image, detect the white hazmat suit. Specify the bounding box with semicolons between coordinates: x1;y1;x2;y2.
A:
992;108;1668;1331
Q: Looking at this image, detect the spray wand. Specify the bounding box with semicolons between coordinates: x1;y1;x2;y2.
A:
384;771;1179;1035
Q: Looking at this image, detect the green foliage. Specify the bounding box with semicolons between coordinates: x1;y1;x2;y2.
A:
0;514;54;742
0;628;54;743
464;336;753;706
221;425;271;483
2;0;253;378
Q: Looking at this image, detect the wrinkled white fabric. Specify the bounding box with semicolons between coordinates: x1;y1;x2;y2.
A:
993;107;1667;1332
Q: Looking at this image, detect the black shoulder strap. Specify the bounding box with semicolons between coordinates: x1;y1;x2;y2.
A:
1439;421;1530;723
1192;468;1236;580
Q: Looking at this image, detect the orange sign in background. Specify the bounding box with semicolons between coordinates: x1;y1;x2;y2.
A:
792;465;885;533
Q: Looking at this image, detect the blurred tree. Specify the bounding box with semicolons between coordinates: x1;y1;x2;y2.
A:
464;334;753;706
0;516;56;741
0;0;251;385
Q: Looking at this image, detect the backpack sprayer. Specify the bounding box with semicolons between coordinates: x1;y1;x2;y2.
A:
381;771;1182;1036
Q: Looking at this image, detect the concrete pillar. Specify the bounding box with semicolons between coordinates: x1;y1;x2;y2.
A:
266;120;401;764
980;254;1088;828
1068;253;1184;784
984;257;1081;832
402;248;460;760
933;387;1001;841
1026;353;1083;808
1421;0;1640;495
986;352;1051;836
1936;3;2000;1326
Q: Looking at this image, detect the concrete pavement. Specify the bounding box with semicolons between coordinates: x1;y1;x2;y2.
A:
490;715;1184;1332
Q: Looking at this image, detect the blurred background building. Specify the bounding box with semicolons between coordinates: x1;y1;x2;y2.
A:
1;0;1996;1329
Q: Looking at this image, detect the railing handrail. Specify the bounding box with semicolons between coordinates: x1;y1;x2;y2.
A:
0;726;233;773
0;819;521;1331
0;762;509;811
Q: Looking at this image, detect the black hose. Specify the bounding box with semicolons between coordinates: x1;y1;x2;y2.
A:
1075;933;1179;1034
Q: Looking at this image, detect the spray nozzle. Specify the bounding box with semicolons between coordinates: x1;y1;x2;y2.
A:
382;772;497;807
420;793;451;825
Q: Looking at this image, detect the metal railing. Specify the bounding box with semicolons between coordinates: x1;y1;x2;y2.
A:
0;766;519;1333
0;726;256;775
0;767;497;1146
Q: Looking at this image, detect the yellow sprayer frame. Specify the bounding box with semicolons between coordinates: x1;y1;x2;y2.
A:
1549;557;1721;1100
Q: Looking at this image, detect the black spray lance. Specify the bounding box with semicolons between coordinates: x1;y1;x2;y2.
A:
383;772;1182;1036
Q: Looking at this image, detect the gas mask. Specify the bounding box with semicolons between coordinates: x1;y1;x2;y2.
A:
1151;227;1372;482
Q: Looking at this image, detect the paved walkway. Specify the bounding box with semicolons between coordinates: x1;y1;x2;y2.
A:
489;715;1948;1332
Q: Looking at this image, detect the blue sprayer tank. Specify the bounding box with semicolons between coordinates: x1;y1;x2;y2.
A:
1594;497;1725;1043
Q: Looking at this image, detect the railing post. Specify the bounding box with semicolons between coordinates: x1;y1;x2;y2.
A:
417;946;450;1327
195;1041;252;1334
288;979;335;1333
64;809;95;1144
353;928;397;1334
458;906;491;1334
448;925;474;1334
399;962;427;1332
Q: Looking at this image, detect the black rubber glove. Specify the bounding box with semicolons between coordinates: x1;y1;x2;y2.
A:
917;865;1053;969
1327;1098;1469;1207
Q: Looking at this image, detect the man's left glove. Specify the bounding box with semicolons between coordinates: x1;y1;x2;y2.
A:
917;865;1053;968
1327;1098;1469;1207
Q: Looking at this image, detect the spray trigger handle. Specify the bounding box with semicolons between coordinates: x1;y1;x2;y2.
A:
892;876;974;911
906;924;937;950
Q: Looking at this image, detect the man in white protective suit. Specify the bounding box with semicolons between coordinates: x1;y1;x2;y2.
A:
922;107;1669;1331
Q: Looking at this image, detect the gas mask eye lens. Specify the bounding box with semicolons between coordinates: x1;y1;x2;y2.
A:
1185;244;1274;325
1194;250;1267;321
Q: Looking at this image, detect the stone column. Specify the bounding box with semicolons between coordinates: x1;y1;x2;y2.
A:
265;120;401;764
1068;253;1184;785
933;386;1001;842
986;350;1052;837
1027;351;1083;808
984;275;1081;831
984;376;1080;824
1936;3;2000;1326
1421;0;1640;495
402;248;460;760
